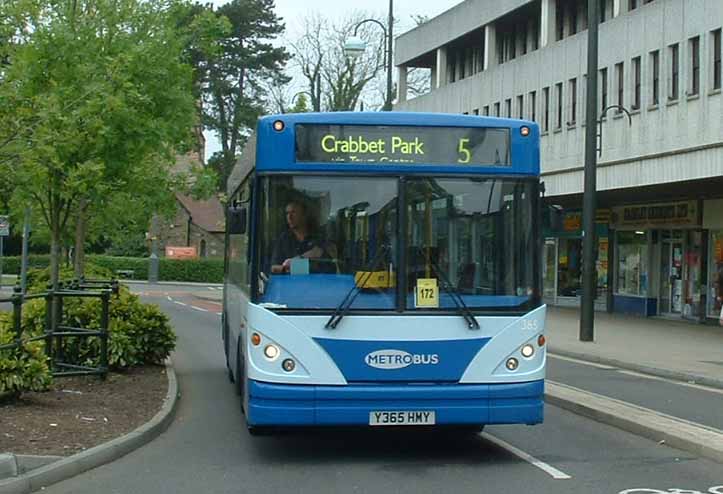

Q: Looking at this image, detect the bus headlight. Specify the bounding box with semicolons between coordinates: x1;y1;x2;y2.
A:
264;344;280;361
521;344;535;358
506;358;519;371
282;359;296;372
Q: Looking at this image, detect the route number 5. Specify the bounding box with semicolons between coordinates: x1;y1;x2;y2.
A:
458;139;471;163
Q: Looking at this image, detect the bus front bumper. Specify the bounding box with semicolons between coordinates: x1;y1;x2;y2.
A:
247;379;544;427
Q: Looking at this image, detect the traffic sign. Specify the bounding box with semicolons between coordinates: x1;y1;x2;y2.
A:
0;215;9;236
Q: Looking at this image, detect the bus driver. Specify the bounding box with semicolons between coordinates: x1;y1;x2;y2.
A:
270;200;336;274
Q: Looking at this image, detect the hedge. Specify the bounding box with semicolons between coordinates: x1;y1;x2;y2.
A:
1;255;224;284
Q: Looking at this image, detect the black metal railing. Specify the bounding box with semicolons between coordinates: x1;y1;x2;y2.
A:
0;278;119;379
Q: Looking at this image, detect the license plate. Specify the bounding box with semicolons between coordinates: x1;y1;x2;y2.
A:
369;410;436;426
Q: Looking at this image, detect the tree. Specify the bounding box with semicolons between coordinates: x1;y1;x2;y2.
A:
290;12;386;112
197;0;290;190
1;0;199;288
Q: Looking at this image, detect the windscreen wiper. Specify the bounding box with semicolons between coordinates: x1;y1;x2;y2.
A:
325;245;389;329
414;246;480;330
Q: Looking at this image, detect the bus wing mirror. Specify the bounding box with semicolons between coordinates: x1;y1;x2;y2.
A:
228;206;247;235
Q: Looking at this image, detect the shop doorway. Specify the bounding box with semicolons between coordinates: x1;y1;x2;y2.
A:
659;232;684;315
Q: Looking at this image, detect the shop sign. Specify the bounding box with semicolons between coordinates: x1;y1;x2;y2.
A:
563;213;581;232
165;246;198;259
612;201;698;229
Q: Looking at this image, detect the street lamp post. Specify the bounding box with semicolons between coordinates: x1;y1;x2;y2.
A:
343;0;394;111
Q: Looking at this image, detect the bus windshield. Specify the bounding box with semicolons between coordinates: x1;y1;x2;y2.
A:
256;176;537;311
406;178;537;310
258;176;398;310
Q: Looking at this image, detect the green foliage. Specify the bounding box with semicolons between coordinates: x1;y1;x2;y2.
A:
0;311;53;397
1;0;200;288
0;255;51;275
0;286;176;390
191;0;291;190
26;263;115;294
159;257;224;283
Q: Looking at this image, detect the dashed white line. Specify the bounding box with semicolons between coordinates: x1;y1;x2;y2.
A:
216;312;222;316
191;306;208;312
166;296;173;302
480;432;572;480
173;301;187;307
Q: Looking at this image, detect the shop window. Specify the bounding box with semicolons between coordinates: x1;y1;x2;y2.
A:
709;230;723;318
557;238;582;297
616;231;648;296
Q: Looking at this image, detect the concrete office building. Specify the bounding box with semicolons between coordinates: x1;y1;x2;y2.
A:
394;0;723;323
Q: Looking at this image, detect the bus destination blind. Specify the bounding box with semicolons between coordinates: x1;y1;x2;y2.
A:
295;124;510;166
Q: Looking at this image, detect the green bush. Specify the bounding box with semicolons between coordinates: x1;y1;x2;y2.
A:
0;264;177;399
0;255;51;275
26;263;115;293
88;255;223;283
0;312;53;398
15;288;175;370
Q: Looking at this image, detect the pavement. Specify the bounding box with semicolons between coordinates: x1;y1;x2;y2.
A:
2;294;723;493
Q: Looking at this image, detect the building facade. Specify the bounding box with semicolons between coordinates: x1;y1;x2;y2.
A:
395;0;723;323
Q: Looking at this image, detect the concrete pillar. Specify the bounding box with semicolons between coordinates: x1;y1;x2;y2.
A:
397;66;408;103
431;65;437;89
541;0;557;48
483;24;497;71
436;47;448;88
527;19;536;53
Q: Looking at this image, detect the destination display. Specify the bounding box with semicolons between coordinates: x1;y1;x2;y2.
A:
295;124;510;166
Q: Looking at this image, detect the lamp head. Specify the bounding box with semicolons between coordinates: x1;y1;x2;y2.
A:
343;36;367;59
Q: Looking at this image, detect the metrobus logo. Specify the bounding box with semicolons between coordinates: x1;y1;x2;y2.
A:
364;350;440;370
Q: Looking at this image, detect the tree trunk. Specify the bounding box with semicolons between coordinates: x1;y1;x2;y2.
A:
50;212;61;291
74;198;87;278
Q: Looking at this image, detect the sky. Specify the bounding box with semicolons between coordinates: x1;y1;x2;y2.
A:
203;0;464;160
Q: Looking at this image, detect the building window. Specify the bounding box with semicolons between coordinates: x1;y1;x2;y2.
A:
568;78;577;125
517;95;524;119
483;105;490;116
555;82;563;129
521;28;528;56
632;56;641;110
556;3;565;41
615;62;624;112
713;29;722;91
494;102;500;117
505;98;512;118
690;36;700;96
529;90;537;122
669;43;679;101
650;50;660;105
599;0;606;23
543;87;550;132
531;18;540;51
569;2;578;36
630;0;637;10
472;108;479;115
616;231;649;296
600;67;608;112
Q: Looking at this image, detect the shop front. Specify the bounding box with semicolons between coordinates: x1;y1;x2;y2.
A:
704;199;723;323
611;200;706;321
543;210;609;310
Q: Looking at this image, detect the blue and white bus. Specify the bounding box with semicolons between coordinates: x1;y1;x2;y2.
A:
222;112;545;434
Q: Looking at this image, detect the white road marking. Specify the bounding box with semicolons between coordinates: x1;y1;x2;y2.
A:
207;287;215;291
480;432;572;480
191;306;208;312
216;312;222;315
166;296;173;302
173;301;187;307
548;353;617;370
616;370;723;395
